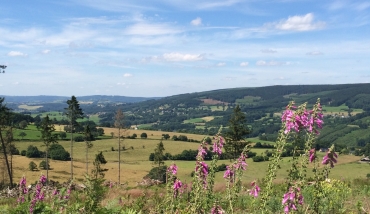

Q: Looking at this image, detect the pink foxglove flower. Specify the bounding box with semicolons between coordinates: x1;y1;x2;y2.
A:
173;179;183;197
211;204;225;214
223;166;234;181
282;186;304;213
39;175;47;184
249;181;261;198
213;136;225;156
309;148;315;163
168;164;178;175
322;149;338;168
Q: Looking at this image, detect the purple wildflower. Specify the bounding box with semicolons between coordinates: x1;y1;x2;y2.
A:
213;136;225;156
223;166;234;181
249;181;261;198
211;204;225;214
168;164;178;175
309;148;315;163
322;149;338;168
198;146;207;159
173;179;183;197
282;186;304;213
39;175;47;184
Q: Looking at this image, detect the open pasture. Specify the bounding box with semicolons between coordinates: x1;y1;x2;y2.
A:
18;105;43;110
11;133;368;187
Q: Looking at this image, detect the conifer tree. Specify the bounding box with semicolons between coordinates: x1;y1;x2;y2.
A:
224;105;250;160
0;98;13;187
114;109;125;184
39;115;57;184
65;95;84;179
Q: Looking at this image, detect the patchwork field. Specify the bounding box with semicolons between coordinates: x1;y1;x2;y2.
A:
9;131;368;188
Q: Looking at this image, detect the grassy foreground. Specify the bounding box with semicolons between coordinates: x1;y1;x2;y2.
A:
10;130;369;187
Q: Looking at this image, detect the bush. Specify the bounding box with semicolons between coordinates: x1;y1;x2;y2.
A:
216;163;227;172
21;150;26;156
252;156;265;162
28;161;37;171
246;151;257;158
74;135;84;142
49;144;70;161
145;165;167;183
39;160;50;170
141;132;147;139
26;145;41;158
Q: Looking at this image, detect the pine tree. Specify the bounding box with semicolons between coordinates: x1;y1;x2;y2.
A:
39;115;57;184
65;95;84;179
0;98;13;187
114;109;125;184
84;125;94;174
153;140;165;180
224;105;250;160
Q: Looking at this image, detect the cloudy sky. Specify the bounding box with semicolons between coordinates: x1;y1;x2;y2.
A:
1;0;369;97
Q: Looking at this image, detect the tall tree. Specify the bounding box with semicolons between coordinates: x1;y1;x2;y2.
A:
0;98;13;187
153;140;165;180
84;125;94;174
114;109;125;184
65;95;84;179
224;105;250;160
39;115;57;184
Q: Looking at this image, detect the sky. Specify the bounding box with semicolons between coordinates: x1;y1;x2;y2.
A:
0;0;369;97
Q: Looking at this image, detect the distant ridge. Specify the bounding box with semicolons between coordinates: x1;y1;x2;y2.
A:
0;95;161;104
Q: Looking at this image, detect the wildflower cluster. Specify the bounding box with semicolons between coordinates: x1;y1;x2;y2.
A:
282;102;323;134
322;146;338;168
249;181;261;198
282;186;304;213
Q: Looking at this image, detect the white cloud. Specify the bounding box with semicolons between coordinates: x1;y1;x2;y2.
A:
216;62;226;67
261;49;277;53
306;51;323;56
274;13;325;31
191;17;202;26
117;82;126;85
240;62;249;67
163;53;204;61
41;49;51;54
7;51;28;57
124;22;181;36
123;73;133;77
256;60;284;66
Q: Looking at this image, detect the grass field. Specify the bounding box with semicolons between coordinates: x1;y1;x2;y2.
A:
183;118;204;124
18;105;43;110
9;129;369;188
322;104;363;115
30;111;101;123
235;96;261;104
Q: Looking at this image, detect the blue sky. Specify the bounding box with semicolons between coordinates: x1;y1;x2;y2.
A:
0;0;369;97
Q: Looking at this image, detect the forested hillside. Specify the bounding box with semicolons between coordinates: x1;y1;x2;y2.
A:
4;83;370;152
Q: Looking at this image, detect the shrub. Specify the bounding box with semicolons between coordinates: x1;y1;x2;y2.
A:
145;165;167;183
20;150;26;156
252;156;265;162
26;145;41;158
49;144;70;161
141;132;147;139
39;160;50;170
28;161;37;171
74;135;84;142
216;163;227;172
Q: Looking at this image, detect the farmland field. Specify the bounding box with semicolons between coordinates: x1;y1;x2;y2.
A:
18;105;43;110
10;130;369;187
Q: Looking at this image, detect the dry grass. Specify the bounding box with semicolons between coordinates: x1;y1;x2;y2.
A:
200;99;227;105
201;116;215;122
18;105;43;110
9;135;369;189
101;128;208;141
